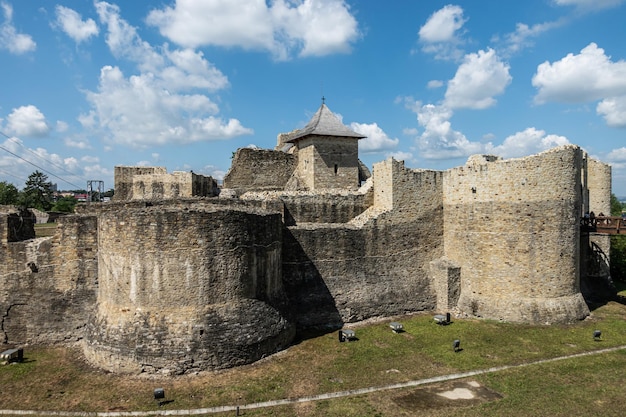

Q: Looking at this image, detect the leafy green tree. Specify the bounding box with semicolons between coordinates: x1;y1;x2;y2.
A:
610;193;626;282
0;181;19;205
610;193;623;216
52;196;78;213
21;170;54;211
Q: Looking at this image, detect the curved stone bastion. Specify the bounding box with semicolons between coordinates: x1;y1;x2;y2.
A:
82;202;295;374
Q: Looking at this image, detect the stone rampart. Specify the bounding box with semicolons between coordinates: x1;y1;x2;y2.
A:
282;159;444;330
83;201;294;374
114;167;217;201
242;190;373;225
0;212;98;344
443;146;589;323
0;143;615;374
114;166;166;201
223;148;296;193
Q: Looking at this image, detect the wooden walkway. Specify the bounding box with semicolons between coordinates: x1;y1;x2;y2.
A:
581;216;625;235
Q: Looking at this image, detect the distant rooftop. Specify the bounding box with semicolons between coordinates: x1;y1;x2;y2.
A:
285;103;366;143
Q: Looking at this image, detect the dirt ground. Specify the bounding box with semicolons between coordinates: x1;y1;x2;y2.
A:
393;380;502;410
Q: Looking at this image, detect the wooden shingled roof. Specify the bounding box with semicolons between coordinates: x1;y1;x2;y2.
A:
285;103;366;143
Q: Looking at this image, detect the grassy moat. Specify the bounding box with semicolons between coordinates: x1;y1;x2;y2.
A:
2;289;625;416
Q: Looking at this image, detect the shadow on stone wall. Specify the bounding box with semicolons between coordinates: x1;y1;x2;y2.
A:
581;238;618;309
281;227;343;339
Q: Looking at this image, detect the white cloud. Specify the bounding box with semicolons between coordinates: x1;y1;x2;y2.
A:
95;1;163;71
387;151;413;162
56;121;69;133
418;4;466;60
6;105;50;137
553;0;625;10
84;2;251;149
532;43;626;104
78;111;97;128
146;0;360;60
64;137;91;149
351;122;399;153
54;5;99;43
497;20;563;56
199;164;226;180
408;101;483;159
427;80;444;89
444;48;512;110
419;5;466;43
81;155;99;163
606;147;626;166
86;66;251;148
489;128;571;158
161;48;229;92
596;96;626;127
0;2;36;54
0;137;91;189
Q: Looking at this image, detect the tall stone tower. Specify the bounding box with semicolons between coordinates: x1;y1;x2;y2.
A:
284;102;366;191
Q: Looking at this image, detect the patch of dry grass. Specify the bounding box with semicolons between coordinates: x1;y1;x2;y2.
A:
1;301;625;416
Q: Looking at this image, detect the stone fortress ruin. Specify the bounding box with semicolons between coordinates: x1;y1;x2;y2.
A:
0;103;613;375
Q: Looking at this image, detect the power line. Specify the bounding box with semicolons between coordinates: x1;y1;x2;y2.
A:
0;131;85;189
0;132;83;181
0;143;84;189
0;168;26;184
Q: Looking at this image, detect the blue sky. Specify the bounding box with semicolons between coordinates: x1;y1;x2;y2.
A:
1;0;626;196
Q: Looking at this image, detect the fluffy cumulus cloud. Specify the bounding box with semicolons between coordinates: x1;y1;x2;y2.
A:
350;122;399;153
83;2;251;148
405;97;569;161
95;2;164;71
533;43;626;127
444;48;512;109
0;2;36;54
597;96;626;127
533;43;626;103
6;105;50;137
54;5;99;43
407;101;482;159
488;128;570;158
146;0;360;60
418;4;466;60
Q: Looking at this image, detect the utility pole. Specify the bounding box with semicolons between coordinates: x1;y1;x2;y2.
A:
87;180;104;203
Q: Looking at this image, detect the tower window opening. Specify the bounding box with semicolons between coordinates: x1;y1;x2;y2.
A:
334;164;338;175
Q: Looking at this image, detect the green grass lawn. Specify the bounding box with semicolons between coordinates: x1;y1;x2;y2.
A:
1;298;625;416
34;222;57;238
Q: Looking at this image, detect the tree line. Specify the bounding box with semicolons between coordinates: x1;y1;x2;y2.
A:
0;170;112;213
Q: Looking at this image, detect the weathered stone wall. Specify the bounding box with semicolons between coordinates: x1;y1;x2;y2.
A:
242;192;372;225
83;201;294;374
0;212;98;345
580;157;613;300
114;166;166;201
130;171;218;200
443;146;589;323
223;148;296;193
586;157;612;216
282;159;444;331
0;210;35;243
295;136;360;191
